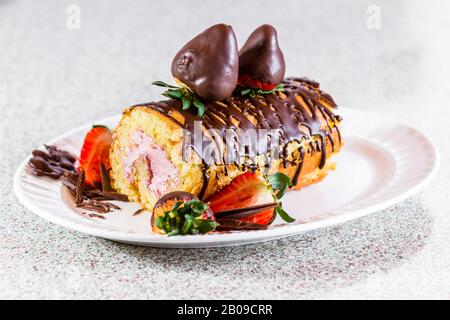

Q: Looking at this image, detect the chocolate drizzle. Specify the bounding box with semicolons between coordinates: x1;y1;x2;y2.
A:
131;77;341;199
292;146;305;186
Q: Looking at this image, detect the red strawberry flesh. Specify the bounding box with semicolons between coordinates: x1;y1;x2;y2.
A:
206;172;276;225
78;126;113;186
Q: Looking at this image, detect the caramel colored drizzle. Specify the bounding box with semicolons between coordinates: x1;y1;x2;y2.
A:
131;77;341;199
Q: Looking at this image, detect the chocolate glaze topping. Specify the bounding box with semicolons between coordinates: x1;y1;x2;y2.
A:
239;25;286;86
131;77;341;200
171;24;239;101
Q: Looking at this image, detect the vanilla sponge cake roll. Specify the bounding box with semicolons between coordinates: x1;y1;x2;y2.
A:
110;77;342;210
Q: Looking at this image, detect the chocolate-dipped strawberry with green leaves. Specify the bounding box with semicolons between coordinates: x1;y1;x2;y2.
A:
151;191;217;236
171;24;239;101
238;24;286;91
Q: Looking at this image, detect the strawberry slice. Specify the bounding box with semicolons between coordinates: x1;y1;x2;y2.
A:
238;75;278;91
239;207;276;225
206;172;276;225
78;125;113;186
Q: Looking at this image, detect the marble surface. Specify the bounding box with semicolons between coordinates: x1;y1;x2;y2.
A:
1;0;449;299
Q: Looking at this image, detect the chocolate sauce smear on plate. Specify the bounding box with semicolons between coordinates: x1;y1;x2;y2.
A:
131;77;341;200
60;171;129;210
29;145;77;179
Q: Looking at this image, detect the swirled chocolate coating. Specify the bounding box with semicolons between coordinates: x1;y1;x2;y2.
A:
239;24;286;86
171;24;239;101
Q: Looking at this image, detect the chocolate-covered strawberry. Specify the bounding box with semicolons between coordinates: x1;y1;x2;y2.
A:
171;24;239;101
152;191;217;236
238;24;286;91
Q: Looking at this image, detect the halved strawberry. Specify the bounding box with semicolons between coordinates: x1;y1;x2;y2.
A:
238;74;278;91
206;172;276;225
78;125;113;186
239;207;276;225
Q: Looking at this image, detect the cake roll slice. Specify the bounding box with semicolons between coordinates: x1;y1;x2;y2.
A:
109;77;342;210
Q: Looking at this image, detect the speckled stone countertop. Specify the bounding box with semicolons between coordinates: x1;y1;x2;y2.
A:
1;0;449;299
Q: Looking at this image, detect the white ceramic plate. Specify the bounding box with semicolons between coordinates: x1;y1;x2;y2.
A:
14;108;439;248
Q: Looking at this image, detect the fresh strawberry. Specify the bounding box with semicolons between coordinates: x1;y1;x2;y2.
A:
206;172;276;225
238;207;276;225
78;125;113;186
238;74;278;91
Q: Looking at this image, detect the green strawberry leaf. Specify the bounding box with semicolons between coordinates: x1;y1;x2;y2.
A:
155;198;217;236
267;172;292;199
197;219;219;234
240;88;251;95
152;81;179;89
193;99;205;117
238;83;285;97
181;96;192;110
276;204;296;223
162;89;183;99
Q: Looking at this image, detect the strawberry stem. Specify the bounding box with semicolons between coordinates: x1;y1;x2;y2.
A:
266;172;296;223
237;83;284;98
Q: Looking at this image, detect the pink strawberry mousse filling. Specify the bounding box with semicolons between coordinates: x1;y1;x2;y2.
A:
122;131;179;198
